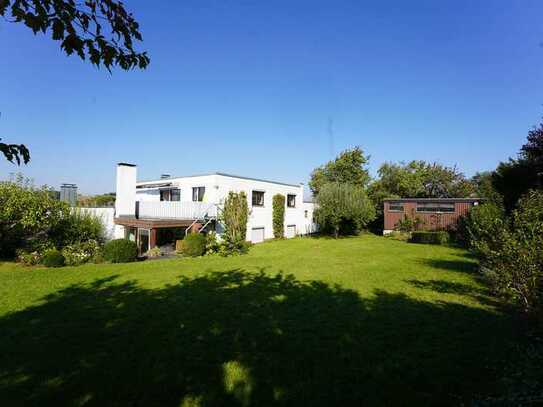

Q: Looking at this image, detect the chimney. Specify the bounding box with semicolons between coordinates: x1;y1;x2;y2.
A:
115;163;137;217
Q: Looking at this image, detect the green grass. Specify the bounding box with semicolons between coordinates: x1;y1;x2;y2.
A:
0;235;518;406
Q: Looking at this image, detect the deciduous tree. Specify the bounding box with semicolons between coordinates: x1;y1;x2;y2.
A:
309;147;371;195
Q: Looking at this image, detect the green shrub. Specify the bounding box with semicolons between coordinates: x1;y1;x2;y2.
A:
16;249;43;266
220;191;250;256
410;231;449;245
384;231;410;241
217;239;252;257
0;176;68;258
204;231;220;255
181;233;206;257
456;202;505;249
103;239;137;263
49;209;105;248
61;240;101;266
314;182;375;238
475;190;543;315
394;214;423;233
272;194;285;238
42;249;65;268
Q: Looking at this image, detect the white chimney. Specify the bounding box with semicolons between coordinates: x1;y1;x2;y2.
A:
115;163;137;217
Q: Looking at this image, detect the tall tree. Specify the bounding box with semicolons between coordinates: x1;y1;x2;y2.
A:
309;147;371;195
1;0;149;164
370;160;474;200
314;182;375;238
492;120;543;212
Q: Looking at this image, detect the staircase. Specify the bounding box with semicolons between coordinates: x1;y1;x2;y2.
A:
185;203;218;236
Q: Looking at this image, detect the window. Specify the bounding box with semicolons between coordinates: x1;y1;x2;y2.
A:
287;194;296;208
388;202;404;212
170;188;180;201
252;190;265;207
192;187;205;202
160;189;170;201
416;202;455;213
160;188;180;201
304;210;308;218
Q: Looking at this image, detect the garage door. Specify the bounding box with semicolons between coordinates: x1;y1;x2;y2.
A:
251;227;265;243
286;225;296;239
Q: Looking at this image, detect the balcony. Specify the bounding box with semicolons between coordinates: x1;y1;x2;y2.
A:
136;201;218;220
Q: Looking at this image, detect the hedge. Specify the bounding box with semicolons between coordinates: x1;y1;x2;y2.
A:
181;233;206;257
103;239;138;263
410;231;449;245
42;249;65;268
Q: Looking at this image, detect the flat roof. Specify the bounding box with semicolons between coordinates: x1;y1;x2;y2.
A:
137;172;301;188
383;198;483;202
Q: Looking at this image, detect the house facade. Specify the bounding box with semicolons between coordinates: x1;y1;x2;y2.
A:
383;198;482;234
113;163;317;253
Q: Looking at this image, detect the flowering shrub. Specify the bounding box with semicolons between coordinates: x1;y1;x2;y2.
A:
16;249;43;266
61;240;101;266
145;247;162;258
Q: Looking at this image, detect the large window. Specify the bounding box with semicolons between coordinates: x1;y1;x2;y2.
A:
416;202;455;213
388;202;404;212
252;190;265;207
287;194;296;208
192;187;205;202
160;188;180;201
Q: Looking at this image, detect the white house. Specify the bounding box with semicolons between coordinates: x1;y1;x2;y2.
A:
114;163;317;253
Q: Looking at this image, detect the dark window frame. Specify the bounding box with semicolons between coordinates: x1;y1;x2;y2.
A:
287;194;296;208
252;190;265;207
416;202;455;213
192;186;205;202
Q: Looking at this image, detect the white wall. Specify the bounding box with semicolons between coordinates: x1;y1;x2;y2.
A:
136;175;218;203
77;207;124;240
132;172;316;243
213;174;305;241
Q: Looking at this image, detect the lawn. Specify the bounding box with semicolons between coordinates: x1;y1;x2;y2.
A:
0;235;518;406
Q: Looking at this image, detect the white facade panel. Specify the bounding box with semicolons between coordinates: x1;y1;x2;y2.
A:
251;227;265;243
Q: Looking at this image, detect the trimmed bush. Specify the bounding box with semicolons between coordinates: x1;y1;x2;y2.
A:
219;191;250;256
103;239;137;263
42;249;65;268
181;233;206;257
410;231;449;245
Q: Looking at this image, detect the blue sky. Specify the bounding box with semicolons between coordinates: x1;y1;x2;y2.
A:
1;0;542;194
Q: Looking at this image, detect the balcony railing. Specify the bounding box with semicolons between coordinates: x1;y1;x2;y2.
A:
136;201;218;220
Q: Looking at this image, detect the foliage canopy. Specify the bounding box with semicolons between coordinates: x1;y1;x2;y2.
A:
309;147;371;195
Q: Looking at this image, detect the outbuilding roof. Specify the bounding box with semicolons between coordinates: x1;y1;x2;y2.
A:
383;197;483;202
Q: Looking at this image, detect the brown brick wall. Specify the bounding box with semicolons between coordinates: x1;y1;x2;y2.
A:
384;201;475;231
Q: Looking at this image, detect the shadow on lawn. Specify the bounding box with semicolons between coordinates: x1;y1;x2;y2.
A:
417;257;478;274
0;269;516;406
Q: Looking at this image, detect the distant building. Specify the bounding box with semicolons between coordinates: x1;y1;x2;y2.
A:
60;183;78;206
